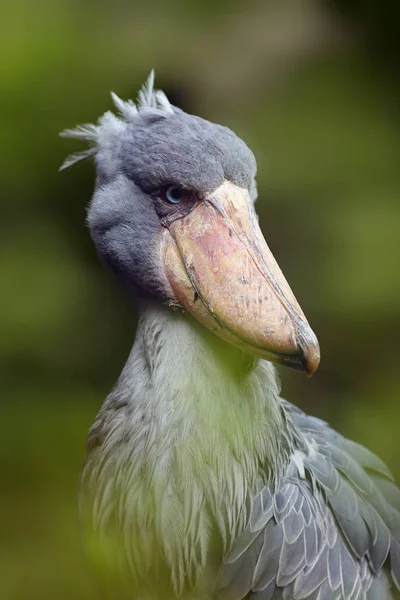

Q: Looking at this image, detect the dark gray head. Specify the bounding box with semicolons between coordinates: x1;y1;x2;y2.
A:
61;72;256;302
61;72;320;375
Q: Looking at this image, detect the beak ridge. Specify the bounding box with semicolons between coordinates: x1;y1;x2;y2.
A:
164;181;320;376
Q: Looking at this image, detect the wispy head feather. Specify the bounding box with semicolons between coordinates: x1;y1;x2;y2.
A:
59;70;173;172
138;69;156;108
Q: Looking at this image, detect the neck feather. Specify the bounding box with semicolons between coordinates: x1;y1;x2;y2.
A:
118;302;291;478
83;303;298;593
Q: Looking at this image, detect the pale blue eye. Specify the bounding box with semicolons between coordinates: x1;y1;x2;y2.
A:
165;186;185;204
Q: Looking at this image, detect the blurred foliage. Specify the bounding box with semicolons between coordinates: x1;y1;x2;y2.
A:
1;0;399;598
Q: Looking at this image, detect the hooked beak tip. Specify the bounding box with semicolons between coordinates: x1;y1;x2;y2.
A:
298;332;320;377
306;351;320;377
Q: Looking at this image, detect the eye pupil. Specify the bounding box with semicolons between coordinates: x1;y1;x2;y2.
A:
165;186;185;204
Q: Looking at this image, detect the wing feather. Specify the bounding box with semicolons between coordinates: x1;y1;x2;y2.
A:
218;401;400;599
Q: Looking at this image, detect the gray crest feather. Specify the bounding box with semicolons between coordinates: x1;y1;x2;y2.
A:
59;148;96;171
59;123;99;141
110;91;138;121
59;70;173;172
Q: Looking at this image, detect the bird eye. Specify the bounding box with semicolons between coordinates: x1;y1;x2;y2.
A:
165;186;185;204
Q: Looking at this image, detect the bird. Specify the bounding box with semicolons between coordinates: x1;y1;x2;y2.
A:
61;72;400;600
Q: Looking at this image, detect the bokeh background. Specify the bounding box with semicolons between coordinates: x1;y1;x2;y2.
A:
1;0;399;598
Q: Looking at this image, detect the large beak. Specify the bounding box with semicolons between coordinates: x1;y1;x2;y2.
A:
163;181;320;376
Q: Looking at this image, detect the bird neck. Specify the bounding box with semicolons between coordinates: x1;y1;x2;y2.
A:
86;302;300;590
116;301;294;482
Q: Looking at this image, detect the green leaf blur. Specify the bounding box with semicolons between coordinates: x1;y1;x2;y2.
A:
1;1;399;598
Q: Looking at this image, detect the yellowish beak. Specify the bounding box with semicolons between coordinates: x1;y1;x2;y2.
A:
163;181;320;376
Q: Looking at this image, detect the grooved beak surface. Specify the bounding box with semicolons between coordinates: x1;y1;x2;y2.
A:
163;181;320;375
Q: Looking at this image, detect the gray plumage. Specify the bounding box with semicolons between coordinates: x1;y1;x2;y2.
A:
220;402;400;600
61;72;256;302
118;109;256;193
61;73;400;600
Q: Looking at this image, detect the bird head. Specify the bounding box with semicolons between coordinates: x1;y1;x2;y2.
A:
61;72;320;376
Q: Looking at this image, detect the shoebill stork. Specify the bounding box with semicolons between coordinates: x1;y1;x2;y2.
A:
61;73;400;600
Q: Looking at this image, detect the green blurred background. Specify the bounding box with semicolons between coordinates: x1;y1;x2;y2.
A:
1;0;399;598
